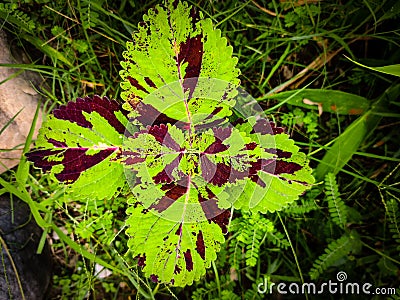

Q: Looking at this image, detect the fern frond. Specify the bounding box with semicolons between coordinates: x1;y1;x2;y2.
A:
0;2;36;33
388;287;400;300
230;212;288;267
225;236;241;270
191;281;218;300
79;1;100;29
378;1;400;22
232;213;269;267
324;173;348;228
221;290;241;300
309;230;361;280
191;274;236;300
265;230;290;249
283;198;319;216
244;283;265;300
387;199;400;251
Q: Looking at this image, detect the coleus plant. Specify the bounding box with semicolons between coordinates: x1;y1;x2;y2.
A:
26;0;314;287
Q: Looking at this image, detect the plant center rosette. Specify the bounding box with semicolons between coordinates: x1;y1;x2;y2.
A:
121;78;275;223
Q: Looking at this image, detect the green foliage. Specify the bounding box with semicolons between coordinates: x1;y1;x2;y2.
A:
387;199;400;251
119;0;240;117
0;2;36;33
389;288;400;300
25;0;314;288
29;100;128;200
243;284;264;300
79;1;101;29
230;212;288;268
119;1;313;285
230;128;314;213
281;107;319;140
347;56;400;77
191;274;238;300
282;197;319;216
315;83;400;181
52;261;93;299
75;211;115;243
324;173;349;228
51;25;89;54
126;199;226;286
379;1;400;21
309;230;361;280
1;0;399;298
283;4;321;30
269;89;370;115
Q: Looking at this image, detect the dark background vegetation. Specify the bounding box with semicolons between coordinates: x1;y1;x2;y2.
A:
1;0;399;299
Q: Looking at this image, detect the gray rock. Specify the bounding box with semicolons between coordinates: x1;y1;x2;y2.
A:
0;29;43;174
0;194;52;299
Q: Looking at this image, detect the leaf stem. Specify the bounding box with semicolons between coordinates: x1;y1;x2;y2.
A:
362;241;400;265
211;260;221;298
278;212;308;300
152;283;160;296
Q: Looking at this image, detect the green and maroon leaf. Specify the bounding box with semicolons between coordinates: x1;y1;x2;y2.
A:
123;123;256;286
53;95;127;134
26;95;129;200
228;118;315;213
120;1;240;128
126;198;226;287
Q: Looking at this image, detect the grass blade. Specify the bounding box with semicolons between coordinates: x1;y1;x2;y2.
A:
264;89;370;115
314;83;400;181
345;55;400;77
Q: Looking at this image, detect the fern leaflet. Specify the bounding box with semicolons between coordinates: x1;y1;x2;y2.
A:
387;199;400;251
0;2;36;33
324;173;348;228
283;198;318;216
230;212;288;267
309;230;361;280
